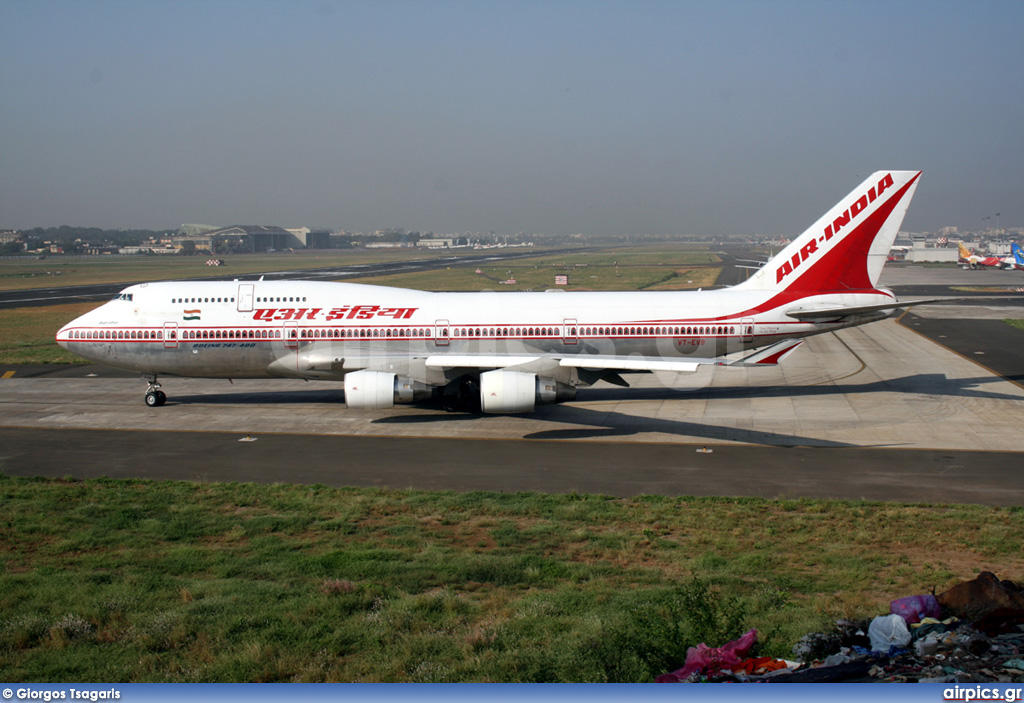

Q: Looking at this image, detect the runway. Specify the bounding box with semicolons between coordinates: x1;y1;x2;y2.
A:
2;426;1021;506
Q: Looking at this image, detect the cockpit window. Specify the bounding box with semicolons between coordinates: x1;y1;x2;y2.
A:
112;293;134;302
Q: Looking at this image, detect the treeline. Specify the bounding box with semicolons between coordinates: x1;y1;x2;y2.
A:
19;226;174;247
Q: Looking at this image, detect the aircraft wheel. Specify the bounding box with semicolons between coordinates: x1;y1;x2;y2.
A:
145;391;164;407
155;390;167;406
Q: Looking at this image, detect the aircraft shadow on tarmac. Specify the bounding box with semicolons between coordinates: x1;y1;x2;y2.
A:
365;402;855;447
167;371;1021;408
572;373;1024;403
169;389;345;405
164;372;1021;448
371;372;1024;447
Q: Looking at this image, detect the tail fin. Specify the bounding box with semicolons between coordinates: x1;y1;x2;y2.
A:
1013;242;1024;265
736;171;921;293
958;242;973;260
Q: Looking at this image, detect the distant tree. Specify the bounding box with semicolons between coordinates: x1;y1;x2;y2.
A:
179;241;197;256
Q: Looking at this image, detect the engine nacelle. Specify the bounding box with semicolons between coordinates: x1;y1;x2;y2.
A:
345;370;430;409
478;370;576;414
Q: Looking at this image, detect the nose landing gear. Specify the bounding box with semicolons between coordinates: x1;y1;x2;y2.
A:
143;374;167;407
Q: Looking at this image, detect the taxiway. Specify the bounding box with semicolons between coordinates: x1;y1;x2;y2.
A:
2;262;1023;505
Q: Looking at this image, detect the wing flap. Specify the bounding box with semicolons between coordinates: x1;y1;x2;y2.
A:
425;355;541;369
559;357;703;373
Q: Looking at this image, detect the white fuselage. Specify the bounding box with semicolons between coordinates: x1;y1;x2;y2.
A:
56;279;895;386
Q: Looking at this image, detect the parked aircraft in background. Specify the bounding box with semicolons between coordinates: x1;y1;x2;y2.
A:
57;171;929;413
958;242;1002;269
1004;243;1024;271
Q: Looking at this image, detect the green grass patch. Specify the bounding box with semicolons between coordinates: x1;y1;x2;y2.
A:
347;246;722;291
1005;319;1024;331
0;302;103;364
1;475;1021;681
0;250;531;293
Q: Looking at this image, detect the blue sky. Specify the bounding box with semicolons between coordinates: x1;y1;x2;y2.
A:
1;0;1021;235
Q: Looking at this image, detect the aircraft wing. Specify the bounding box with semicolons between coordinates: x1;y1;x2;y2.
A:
784;298;949;320
423;338;806;374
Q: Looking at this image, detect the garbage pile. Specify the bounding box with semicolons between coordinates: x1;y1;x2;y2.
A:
657;572;1024;683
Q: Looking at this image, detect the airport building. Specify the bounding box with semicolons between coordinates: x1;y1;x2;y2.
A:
177;226;332;252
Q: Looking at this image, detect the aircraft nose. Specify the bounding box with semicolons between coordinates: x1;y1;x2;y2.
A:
55;321;73;349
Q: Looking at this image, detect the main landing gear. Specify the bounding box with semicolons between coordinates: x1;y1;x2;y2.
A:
440;376;480;413
143;374;167;407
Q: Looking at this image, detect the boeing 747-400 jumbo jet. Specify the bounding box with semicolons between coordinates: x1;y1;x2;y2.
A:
57;170;926;413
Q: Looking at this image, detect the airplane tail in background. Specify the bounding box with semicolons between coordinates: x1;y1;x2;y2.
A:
736;171;921;294
1013;242;1024;265
958;242;974;261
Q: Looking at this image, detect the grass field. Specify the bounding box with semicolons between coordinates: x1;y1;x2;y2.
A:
0;249;525;292
1;475;1020;682
0;302;101;364
347;247;722;291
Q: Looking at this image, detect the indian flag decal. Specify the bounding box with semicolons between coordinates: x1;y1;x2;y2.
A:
183;309;201;321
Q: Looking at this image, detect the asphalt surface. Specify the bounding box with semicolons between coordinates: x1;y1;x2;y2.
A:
899;315;1024;386
2;426;1021;505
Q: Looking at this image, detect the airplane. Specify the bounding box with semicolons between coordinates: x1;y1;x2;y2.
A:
1002;242;1024;271
958;242;1002;269
57;170;930;414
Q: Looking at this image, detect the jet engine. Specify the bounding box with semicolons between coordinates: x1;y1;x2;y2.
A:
478;370;576;414
344;370;431;409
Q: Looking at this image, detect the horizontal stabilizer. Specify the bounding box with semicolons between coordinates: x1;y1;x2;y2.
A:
784;298;949;320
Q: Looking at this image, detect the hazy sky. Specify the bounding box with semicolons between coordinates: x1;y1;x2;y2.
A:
2;0;1022;235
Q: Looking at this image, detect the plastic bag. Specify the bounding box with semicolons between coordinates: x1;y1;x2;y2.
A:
890;594;940;624
868;613;911;652
657;629;758;682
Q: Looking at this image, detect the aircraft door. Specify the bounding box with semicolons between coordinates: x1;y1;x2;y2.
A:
163;322;178;349
562;318;578;345
284;321;298;349
434;319;449;346
237;284;254;312
742;318;754;343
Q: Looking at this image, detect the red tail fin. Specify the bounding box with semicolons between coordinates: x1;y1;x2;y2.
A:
737;171;921;293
